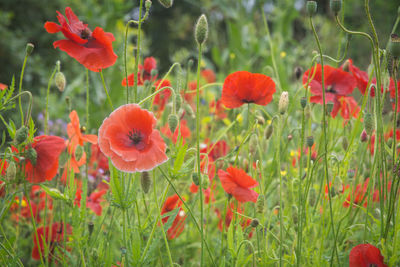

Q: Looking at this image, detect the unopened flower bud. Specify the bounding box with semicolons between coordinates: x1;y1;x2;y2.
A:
6;161;16;180
55;72;66;92
300;97;307;109
141;172;152;194
192;172;200;186
250;218;259;228
195;15;208;46
256;194;265;213
306;1;317;17
26;43;34;56
184;103;195;118
294;66;303;80
175;94;183;111
342;137;348;151
168;114;179;133
330;0;342;15
387;52;394;77
279;91;289;115
15;126;28;144
158;0;173;8
342;59;350;72
364;113;374;136
26;147;37;166
249;135;258;155
256;115;265;125
306;136;314;148
145;0;152;10
201;174;209;189
388;34;400;59
360;130;368;142
264;124;273;140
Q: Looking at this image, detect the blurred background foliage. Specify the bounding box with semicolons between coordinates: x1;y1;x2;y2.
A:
0;0;398;131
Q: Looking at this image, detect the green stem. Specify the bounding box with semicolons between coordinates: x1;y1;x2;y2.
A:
86;69;90;128
276;114;283;267
100;70;114;110
45;66;58;134
18;51;29;126
133;0;144;103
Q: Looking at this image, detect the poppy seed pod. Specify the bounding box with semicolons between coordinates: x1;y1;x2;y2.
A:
141;172;152;194
26;147;38;166
294;66;303;80
6;162;16;181
55;72;66;92
168;114;179;133
26;43;34;56
364;113;374;136
300;97;307;109
279;91;289;115
250;219;259;228
195;14;208;46
388;34;400;59
306;1;317;17
330;0;342;15
158;0;173;8
306;136;314;148
15;126;29;145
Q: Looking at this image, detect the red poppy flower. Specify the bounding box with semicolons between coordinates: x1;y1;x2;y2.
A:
24;136;66;183
32;222;73;261
153;79;172;114
44;7;117;72
331;96;360;120
221;71;276;108
75;189;107;216
349;244;388;267
343;178;370;208
88;143;109;181
161;194;186;239
161;119;191;144
67;110;98;148
218;166;258;203
98;104;168;172
122;57;158;86
388;79;400;112
0;83;7;91
201;69;216;83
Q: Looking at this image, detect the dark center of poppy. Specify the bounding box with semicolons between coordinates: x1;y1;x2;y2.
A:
80;28;91;39
368;264;378;267
242;99;254;104
128;129;146;150
326;85;336;93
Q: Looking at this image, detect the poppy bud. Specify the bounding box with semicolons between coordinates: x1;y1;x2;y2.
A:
184;103;195;118
145;0;152;10
294;66;303;80
387;137;393;148
195;14;208;46
168;114;179;133
26;43;34;56
306;136;314;148
342;137;348;151
141;171;152;194
264;124;273;140
279;91;289;115
26;147;37;166
360;130;368;142
201;174;209;189
326;102;334;114
6;161;16;181
300;97;307;109
74;145;84;161
330;0;342;15
15;126;28;145
250;218;259;228
388;34;400;59
158;0;173;8
88;222;94;236
364;113;374;136
55;72;66;92
65;96;71;109
256;114;265;125
342;59;350;72
175;94;183;111
256;194;265;213
306;1;317;17
249;135;258;155
192;172;200;186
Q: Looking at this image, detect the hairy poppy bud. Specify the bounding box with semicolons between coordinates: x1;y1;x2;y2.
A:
264;124;273;140
250;218;259;228
175;94;183;111
294;66;303;80
306;136;314;148
360;130;368;142
26;43;34;56
184;103;195;118
256;194;265;213
6;161;16;181
279;91;289;115
388;34;400;59
195;14;208;46
330;0;342;15
300;97;307;109
141;172;152;194
201;174;209;189
364;113;374;136
192;172;200;186
26;147;37;166
387;137;393;148
168;114;179;133
55;72;66;92
306;1;317;17
145;0;152;10
158;0;173;8
15;126;29;145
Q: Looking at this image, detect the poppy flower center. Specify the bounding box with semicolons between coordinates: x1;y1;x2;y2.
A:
326;85;336;93
80;28;92;39
242;99;254;104
128;129;146;150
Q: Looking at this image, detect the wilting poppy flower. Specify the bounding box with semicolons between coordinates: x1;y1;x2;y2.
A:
44;7;117;72
349;243;388;267
98;104;168;172
161;194;186;239
0;83;7;91
122;57;158;86
201;69;216;83
32;222;72;261
218;166;258;203
24;136;66;183
221;71;276;108
161;119;191;145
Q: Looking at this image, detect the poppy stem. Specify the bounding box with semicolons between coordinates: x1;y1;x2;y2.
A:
86;69;90;129
18;46;31;126
276;113;284;267
45;65;57;134
133;0;144;103
99;70;114;110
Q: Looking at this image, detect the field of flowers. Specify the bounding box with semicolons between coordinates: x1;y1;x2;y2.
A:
1;0;400;266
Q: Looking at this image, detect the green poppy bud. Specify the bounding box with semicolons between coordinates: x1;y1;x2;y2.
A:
388;34;400;59
279;91;289;115
306;1;317;17
326;102;334;114
26;43;34;56
192;172;200;186
306;136;314;148
294;66;303;80
55;72;66;92
250;218;259;228
300;97;307;109
256;194;265;213
342;137;348;151
330;0;342;15
145;0;152;10
195;14;208;46
26;147;37;166
141;171;152;194
168;114;179;133
88;222;94;236
15;126;29;145
175;94;183;111
6;161;16;181
201;174;209;189
364;113;374;136
264;124;273;140
158;0;173;8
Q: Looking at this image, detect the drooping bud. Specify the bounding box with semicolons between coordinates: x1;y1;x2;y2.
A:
300;97;307;109
264;124;274;140
141;172;152;194
195;15;208;46
168;114;179;133
306;1;317;17
294;66;303;80
55;72;66;92
388;34;400;59
145;0;152;10
15;126;28;144
184;103;195;118
330;0;342;15
201;174;209;189
256;194;265;213
279;91;289;115
158;0;173;8
306;136;314;148
360;130;368;142
6;161;16;180
192;172;200;186
26;43;34;56
175;94;183;111
364;113;374;136
250;218;259;228
26;147;37;166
